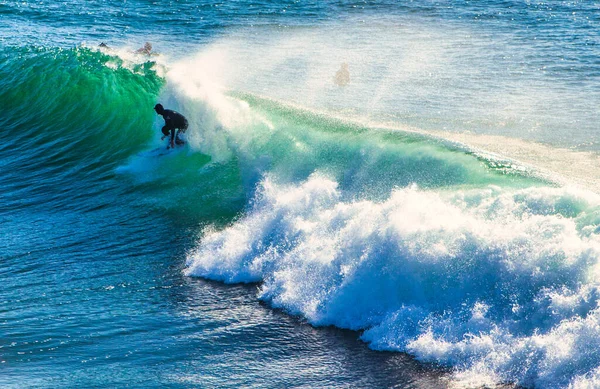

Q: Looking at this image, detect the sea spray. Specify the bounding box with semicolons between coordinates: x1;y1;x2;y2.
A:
186;174;600;388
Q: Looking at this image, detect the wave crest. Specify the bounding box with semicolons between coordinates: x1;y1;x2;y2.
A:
186;174;600;388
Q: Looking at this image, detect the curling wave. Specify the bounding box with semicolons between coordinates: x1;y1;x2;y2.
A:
186;173;600;388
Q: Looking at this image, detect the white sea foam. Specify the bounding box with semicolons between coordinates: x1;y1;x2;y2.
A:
162;33;600;387
186;173;600;388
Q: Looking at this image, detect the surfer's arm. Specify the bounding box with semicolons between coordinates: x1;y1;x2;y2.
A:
161;125;169;140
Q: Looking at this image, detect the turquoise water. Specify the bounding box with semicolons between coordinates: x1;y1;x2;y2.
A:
3;2;600;388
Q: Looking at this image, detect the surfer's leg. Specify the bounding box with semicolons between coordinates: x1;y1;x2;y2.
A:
175;129;185;145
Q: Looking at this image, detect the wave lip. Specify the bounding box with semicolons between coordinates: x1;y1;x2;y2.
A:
186;173;600;388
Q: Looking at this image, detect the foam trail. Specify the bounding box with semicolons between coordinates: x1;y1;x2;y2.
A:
186;173;600;388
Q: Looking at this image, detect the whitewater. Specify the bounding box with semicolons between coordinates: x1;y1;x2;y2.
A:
169;19;600;389
3;1;600;388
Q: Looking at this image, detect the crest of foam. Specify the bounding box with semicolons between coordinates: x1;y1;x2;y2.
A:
186;173;600;388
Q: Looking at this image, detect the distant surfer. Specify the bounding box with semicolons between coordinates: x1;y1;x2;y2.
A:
334;63;350;86
136;42;155;55
98;42;113;53
154;104;188;149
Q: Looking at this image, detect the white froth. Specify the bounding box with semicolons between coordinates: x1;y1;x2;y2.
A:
186;174;600;388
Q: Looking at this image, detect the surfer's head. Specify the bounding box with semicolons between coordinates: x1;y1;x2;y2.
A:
154;103;164;114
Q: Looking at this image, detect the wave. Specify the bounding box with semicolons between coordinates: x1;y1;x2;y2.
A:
186;173;600;388
7;42;600;388
0;45;163;213
165;50;600;388
0;46;163;162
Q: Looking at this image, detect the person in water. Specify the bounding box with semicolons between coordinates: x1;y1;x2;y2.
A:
154;104;188;149
334;62;350;86
136;42;153;55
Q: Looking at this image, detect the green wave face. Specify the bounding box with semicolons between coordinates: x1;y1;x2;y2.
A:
211;92;547;199
0;46;163;164
0;45;546;227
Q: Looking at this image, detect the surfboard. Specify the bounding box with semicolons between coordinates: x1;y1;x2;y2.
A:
137;135;187;158
137;146;179;158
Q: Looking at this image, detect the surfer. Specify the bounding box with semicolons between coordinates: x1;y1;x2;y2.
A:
154;104;188;149
334;63;350;86
136;42;154;55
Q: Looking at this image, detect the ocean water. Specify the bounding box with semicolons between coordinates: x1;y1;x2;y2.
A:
3;1;600;388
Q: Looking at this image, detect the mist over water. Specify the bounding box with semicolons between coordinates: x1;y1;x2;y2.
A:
179;13;600;149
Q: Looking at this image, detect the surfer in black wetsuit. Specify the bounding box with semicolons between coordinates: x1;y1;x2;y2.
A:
154;103;189;149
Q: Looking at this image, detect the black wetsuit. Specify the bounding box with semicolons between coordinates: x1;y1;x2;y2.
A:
159;109;189;145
